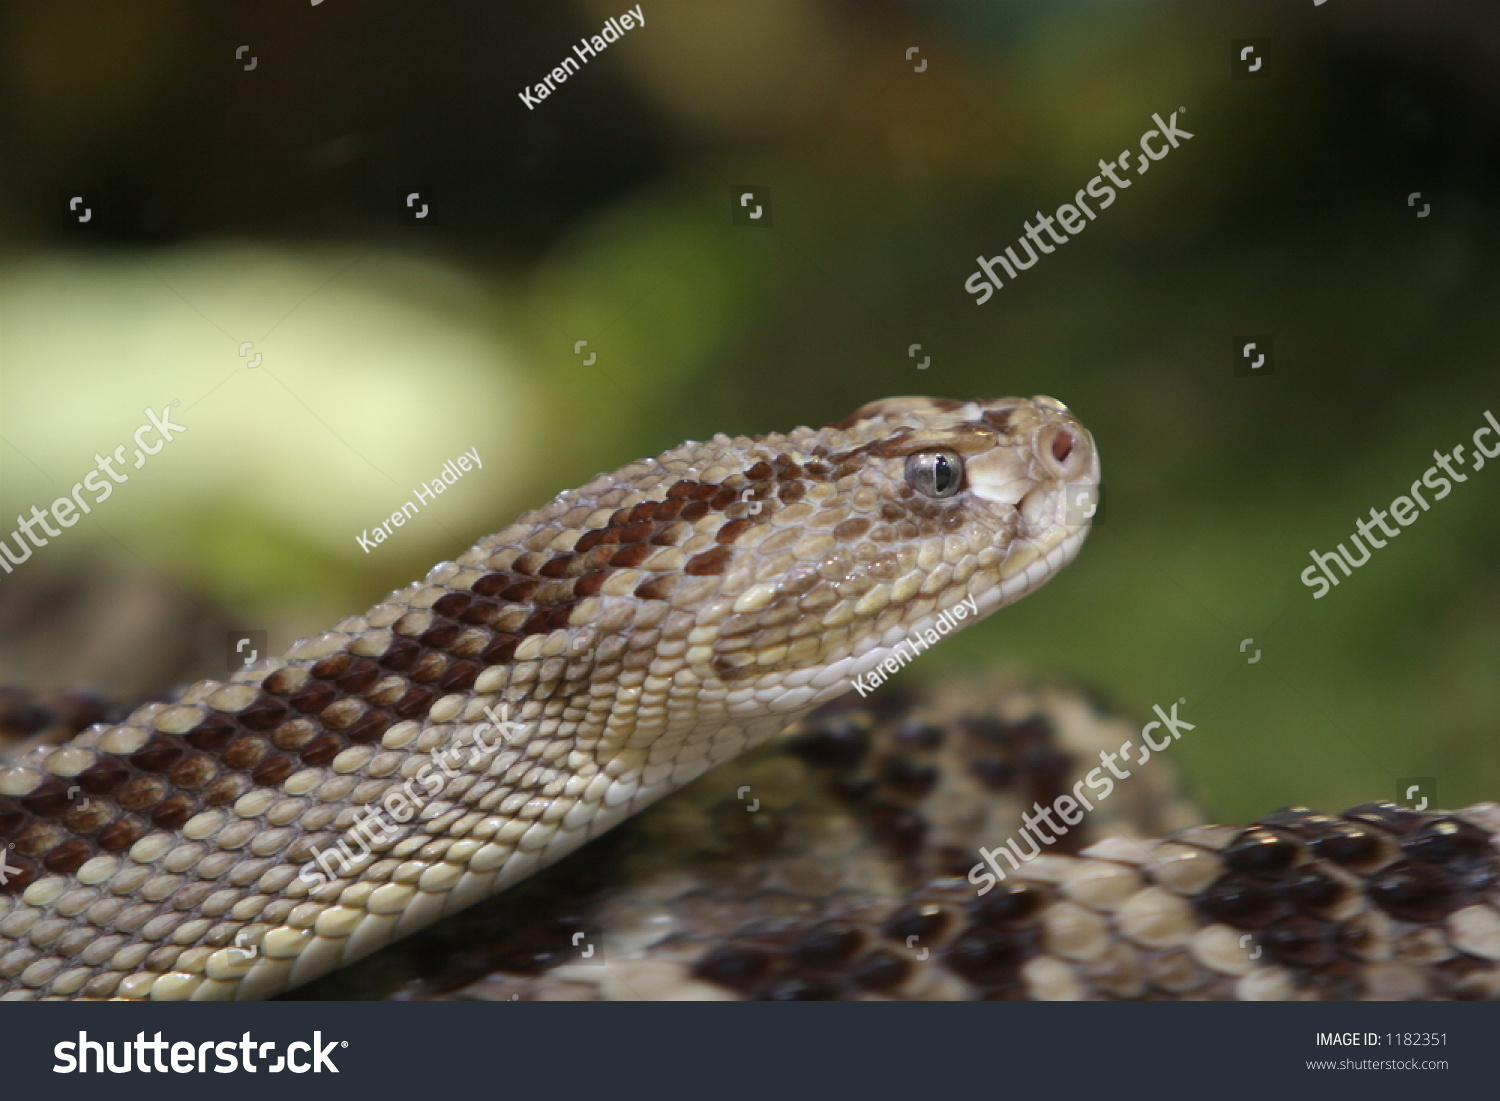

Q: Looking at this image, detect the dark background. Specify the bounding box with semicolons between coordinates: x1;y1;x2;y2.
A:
0;0;1497;822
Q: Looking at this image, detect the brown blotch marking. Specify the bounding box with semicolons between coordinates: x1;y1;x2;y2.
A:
150;795;196;830
620;520;654;543
392;687;437;721
400;655;446;687
222;734;268;771
74;757;129;798
346;711;390;745
573;529;606;553
299;734;344;766
288;683;336;714
679;500;710;523
432;591;472;618
379;638;420;671
691;484;721;501
309;653;353;680
185;714;237;752
420;623;461;650
686;546;732;576
62;807;119;843
833;518;870;540
711;489;739;511
14;823;63;857
319;699;363;731
0;855;38;894
96;817;144;852
0;799;22;835
499;578;542;603
777;482;805;502
716;518;755;544
42;838;92;874
471;573;510;597
131;736;185;774
168;754;217;789
635;575;676;601
115;776;167;813
480;634;520;664
251;756;296;787
262;667;302;695
459;600;499;626
804;462;831;480
628;501;659;522
271;719;316;750
203;774;247;806
538;555;575;579
440;660;481;691
239;697;289;731
982;408;1015;431
1367;860;1459;924
574;571;608;599
20;779;72;817
655;498;685;521
609;543;654;569
650;523;683;546
666;480;698;499
511;552;544;576
745;461;774;481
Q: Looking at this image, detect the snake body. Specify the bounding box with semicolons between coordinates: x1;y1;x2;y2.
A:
0;395;1099;999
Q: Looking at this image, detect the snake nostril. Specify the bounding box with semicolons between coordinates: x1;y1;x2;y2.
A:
1050;428;1075;466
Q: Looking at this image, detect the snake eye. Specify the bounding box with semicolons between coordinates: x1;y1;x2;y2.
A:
904;449;964;498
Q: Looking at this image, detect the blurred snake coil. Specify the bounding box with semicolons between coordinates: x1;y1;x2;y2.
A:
1;395;1497;1002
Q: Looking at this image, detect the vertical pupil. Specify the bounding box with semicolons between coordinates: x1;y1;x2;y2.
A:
932;454;953;493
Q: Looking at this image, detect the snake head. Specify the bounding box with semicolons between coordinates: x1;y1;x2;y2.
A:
467;394;1098;754
668;395;1100;711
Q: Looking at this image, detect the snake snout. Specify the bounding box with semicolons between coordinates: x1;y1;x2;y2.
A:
1036;419;1094;482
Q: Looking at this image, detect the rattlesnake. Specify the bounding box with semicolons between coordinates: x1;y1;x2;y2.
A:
2;396;1496;1000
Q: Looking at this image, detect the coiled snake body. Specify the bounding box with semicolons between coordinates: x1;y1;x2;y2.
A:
2;396;1497;1000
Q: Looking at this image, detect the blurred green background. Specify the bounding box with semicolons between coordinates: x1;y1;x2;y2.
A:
0;0;1496;823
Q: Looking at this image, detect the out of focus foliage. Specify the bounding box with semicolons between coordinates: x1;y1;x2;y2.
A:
0;0;1496;819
